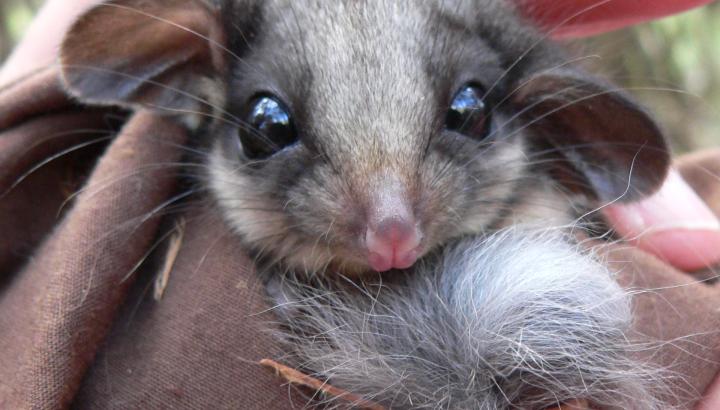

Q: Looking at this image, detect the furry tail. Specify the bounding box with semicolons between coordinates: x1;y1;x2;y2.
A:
266;229;671;409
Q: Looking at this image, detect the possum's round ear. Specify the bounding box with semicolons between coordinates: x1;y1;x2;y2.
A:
512;69;670;202
60;0;225;111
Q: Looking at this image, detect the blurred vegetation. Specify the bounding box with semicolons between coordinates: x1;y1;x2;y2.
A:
577;2;720;153
0;1;717;153
0;0;41;59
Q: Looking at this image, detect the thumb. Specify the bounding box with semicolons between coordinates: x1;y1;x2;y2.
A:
603;168;720;272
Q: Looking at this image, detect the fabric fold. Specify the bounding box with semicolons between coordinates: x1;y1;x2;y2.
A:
0;109;187;408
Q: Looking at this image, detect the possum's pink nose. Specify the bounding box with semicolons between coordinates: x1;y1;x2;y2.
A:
365;217;422;272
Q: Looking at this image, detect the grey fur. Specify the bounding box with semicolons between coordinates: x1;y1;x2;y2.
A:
268;228;673;409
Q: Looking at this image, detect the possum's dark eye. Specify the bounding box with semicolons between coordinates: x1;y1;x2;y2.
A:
445;85;490;140
239;95;297;159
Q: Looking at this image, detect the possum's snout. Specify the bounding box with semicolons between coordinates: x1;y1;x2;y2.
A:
267;229;671;409
365;216;423;271
363;173;424;272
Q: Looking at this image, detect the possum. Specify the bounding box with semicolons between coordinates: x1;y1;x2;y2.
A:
58;0;674;408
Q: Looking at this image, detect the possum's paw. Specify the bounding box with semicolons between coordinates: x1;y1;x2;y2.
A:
267;228;671;409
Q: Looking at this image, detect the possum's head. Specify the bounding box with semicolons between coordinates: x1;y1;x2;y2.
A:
59;0;670;274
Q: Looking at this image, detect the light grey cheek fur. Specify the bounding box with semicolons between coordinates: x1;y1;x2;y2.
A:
268;229;672;410
209;145;337;273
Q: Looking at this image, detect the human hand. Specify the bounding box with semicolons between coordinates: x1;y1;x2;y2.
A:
519;0;714;38
605;169;720;272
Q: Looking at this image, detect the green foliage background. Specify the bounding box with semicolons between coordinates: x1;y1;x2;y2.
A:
0;0;41;59
1;0;718;152
579;2;720;152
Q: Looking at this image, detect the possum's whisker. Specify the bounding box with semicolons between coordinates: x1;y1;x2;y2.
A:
97;2;262;75
119;225;181;283
483;54;602;117
59;64;280;149
2;134;113;199
60;64;241;121
569;148;641;231
57;161;206;215
496;85;698;143
481;0;614;100
142;104;246;129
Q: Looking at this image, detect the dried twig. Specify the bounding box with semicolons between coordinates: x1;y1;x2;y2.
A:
260;358;385;410
153;218;185;301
